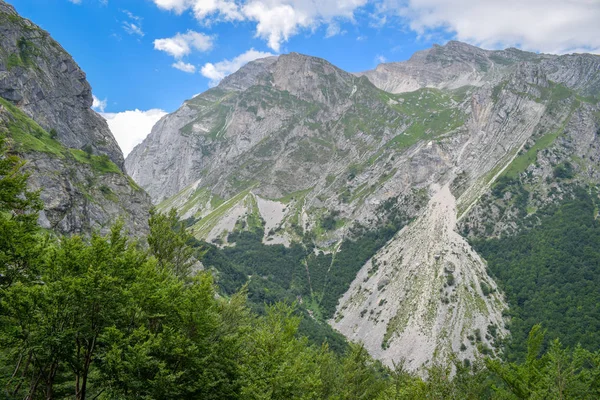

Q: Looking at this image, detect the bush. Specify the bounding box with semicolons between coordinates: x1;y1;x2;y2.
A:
83;143;93;158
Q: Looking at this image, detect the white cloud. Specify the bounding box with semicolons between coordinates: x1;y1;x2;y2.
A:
172;60;197;73
68;0;108;4
92;95;107;112
153;0;187;13
154;0;243;20
375;54;387;63
152;0;600;55
152;0;367;52
241;3;307;52
200;48;274;86
379;0;600;54
122;10;144;36
123;22;144;37
123;10;141;21
154;30;214;59
102;109;167;157
193;0;244;21
325;22;343;38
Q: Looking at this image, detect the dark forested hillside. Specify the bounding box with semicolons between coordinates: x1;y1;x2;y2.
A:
193;203;411;355
473;187;600;361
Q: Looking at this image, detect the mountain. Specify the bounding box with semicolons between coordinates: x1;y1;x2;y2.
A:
126;41;600;369
0;1;151;234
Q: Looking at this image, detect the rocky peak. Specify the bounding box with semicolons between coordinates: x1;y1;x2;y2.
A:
218;55;278;92
0;0;123;168
361;40;546;94
270;52;357;104
219;52;358;105
411;40;491;65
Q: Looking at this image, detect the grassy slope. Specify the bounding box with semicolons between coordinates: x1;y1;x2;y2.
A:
0;97;123;176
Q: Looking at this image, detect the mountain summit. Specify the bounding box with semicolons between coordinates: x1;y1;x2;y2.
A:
124;40;599;368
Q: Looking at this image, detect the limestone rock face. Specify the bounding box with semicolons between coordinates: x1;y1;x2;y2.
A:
126;38;600;370
358;41;600;96
332;185;506;370
0;1;123;167
0;1;151;235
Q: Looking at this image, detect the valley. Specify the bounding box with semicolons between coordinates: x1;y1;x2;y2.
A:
1;0;600;397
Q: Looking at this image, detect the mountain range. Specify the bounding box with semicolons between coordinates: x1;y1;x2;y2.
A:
2;0;600;372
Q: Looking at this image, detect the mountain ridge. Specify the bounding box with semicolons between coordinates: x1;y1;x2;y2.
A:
0;0;152;235
123;40;600;370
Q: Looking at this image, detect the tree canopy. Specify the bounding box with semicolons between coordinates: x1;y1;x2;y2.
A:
1;141;599;399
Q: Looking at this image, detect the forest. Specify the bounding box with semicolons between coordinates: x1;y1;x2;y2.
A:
198;215;408;353
1;138;600;399
473;186;600;361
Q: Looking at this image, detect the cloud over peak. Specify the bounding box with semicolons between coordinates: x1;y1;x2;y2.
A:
152;0;600;55
380;0;600;55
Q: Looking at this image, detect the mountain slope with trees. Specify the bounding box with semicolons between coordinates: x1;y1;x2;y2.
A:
2;139;600;399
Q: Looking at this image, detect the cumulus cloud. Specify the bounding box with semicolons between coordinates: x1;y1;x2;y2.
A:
154;30;214;59
152;0;600;55
92;95;107;112
200;48;274;86
155;0;243;20
101;109;168;157
153;0;187;13
379;0;600;54
172;60;197;73
375;54;387;64
152;0;367;52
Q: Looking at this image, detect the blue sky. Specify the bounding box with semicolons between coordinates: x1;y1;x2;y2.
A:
9;0;442;113
7;0;600;155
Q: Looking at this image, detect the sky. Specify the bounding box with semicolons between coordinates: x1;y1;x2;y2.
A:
8;0;600;156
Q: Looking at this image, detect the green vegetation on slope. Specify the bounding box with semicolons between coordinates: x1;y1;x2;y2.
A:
0;97;64;156
500;130;561;179
1;142;599;399
69;149;122;174
473;187;600;361
203;208;410;316
0;97;122;175
194;200;411;353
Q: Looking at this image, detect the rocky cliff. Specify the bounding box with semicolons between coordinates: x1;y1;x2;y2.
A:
0;1;151;235
126;40;600;370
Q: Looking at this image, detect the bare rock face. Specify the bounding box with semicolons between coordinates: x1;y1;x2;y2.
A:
332;185;506;370
357;41;516;93
359;41;600;96
0;1;123;167
0;1;151;235
126;38;600;370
